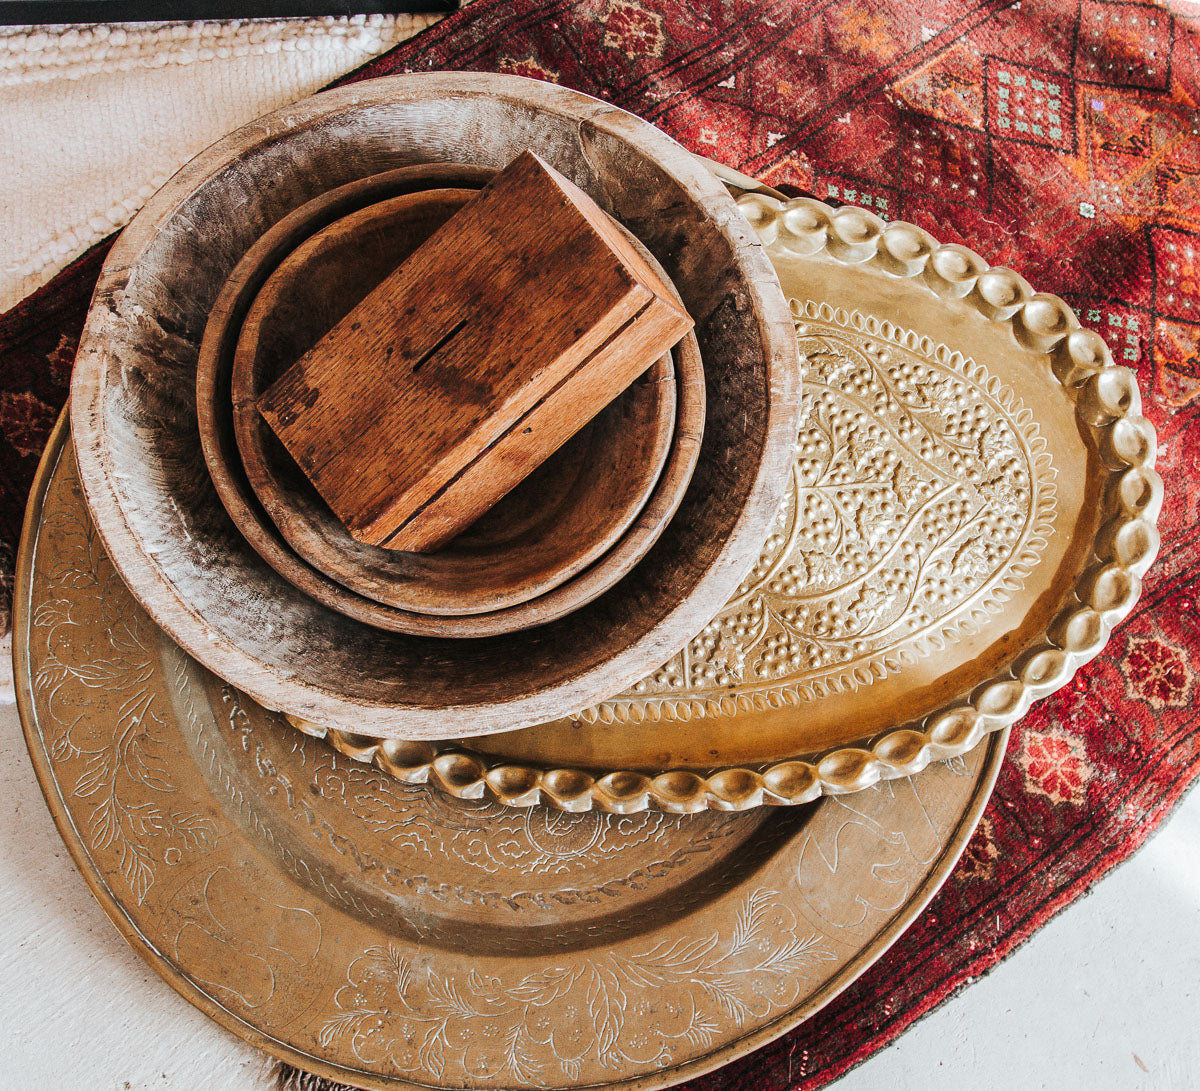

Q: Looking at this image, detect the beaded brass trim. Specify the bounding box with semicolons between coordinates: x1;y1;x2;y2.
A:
295;196;1161;813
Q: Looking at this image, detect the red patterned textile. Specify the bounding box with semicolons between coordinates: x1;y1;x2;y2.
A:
2;2;1197;1087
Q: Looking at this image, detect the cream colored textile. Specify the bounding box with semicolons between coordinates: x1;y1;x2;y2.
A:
0;14;438;312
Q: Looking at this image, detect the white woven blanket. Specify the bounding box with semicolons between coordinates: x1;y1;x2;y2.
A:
0;13;437;312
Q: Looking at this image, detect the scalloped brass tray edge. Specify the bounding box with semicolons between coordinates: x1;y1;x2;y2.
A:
292;194;1162;814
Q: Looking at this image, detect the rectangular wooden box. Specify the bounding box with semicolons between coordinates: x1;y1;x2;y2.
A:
258;150;693;552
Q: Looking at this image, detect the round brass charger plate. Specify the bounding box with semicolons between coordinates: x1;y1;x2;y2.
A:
16;415;1004;1090
302;194;1162;813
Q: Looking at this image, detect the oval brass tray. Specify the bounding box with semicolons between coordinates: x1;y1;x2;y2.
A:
296;195;1162;813
15;417;1005;1089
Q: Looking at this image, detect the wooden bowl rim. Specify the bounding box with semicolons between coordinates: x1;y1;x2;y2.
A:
70;73;802;738
228;185;680;622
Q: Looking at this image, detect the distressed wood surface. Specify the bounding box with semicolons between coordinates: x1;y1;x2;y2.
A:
232;187;678;620
70;73;802;739
259;151;692;552
196;163;502;629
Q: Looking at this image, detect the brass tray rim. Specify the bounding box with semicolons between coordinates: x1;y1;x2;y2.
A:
14;417;1009;1088
296;194;1162;814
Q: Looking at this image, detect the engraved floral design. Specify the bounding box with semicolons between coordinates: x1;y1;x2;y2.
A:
311;758;699;878
32;496;216;903
1018;723;1094;806
321;889;834;1084
1123;636;1191;710
218;684;745;917
598;303;1057;721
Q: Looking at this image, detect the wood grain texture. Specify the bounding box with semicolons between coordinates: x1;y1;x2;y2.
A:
195;163;503;633
258;151;693;550
199;162;693;636
231;187;678;620
70;73;802;739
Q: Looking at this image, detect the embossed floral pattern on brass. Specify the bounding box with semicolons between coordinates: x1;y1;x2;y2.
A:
15;421;1007;1088
620;302;1057;708
299;196;1162;814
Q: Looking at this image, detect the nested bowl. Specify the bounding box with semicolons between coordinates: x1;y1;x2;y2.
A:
230;186;679;621
70;73;801;739
198;160;702;636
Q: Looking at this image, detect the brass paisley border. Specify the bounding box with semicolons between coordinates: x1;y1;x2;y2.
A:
296;196;1162;814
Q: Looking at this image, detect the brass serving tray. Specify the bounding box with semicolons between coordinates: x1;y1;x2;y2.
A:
16;416;1004;1090
296;195;1162;813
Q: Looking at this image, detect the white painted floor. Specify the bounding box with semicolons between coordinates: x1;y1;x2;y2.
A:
3;668;1198;1090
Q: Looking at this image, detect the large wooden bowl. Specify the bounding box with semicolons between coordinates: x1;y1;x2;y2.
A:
230;187;679;622
69;73;801;740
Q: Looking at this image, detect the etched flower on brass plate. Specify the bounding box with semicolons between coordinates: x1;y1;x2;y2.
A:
321;888;834;1083
32;500;216;904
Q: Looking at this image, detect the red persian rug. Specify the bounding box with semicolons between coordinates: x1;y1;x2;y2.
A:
3;2;1198;1088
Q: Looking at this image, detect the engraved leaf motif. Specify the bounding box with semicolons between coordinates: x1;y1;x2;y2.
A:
507;965;580;1005
853;493;887;547
978;472;1023;511
49;726;78;762
426;974;483;1019
697;978;755;1025
707;632;747;681
170;811;217;850
801;340;855;383
762;933;838;973
34;560;210;911
418;1024;446;1079
616;934;718;989
326;889;829;1085
586;965;626;1061
32;598;74;632
73;751;113;798
892;463;922;508
503;1026;544;1084
731;888;775;955
88;795;121;850
124;803;166;838
126;730;174;793
318;1010;377;1049
978;422;1010;467
801;549;841;587
120;839;155;905
46;562;101;590
685;1009;721;1048
952;533;992;582
70;657;150;689
848;581;889;627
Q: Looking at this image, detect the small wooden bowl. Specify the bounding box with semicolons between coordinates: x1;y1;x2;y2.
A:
231;188;678;617
195;162;509;638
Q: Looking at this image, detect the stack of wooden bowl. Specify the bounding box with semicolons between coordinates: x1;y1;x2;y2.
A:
69;73;802;741
197;161;708;638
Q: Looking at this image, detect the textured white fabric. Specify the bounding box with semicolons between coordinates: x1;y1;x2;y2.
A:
0;14;438;312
